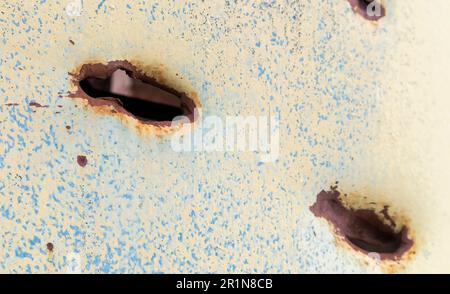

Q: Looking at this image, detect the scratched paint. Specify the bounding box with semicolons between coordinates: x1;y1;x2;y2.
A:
0;0;450;273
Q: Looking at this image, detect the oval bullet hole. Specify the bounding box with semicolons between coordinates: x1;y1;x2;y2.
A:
310;188;413;260
347;0;385;21
70;61;197;126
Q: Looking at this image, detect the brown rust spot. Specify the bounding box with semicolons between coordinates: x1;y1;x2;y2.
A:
77;155;88;167
347;0;385;21
29;102;48;108
68;60;198;128
310;187;413;261
46;242;54;252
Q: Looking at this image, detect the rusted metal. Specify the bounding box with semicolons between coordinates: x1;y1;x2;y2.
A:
1;0;449;274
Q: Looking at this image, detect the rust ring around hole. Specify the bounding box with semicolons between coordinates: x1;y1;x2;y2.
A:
310;187;414;261
69;60;199;127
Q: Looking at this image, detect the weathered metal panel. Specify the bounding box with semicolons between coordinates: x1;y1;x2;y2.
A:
0;0;449;273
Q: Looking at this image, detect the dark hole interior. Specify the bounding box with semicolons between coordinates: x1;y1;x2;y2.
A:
358;0;373;9
358;0;380;13
345;216;402;253
79;69;184;122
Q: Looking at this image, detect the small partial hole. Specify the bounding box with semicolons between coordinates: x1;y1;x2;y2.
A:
348;0;385;21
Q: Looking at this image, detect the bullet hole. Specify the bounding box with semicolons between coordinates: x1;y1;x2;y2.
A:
46;242;54;252
66;125;71;130
79;70;183;121
347;0;385;21
71;61;197;125
310;188;413;260
77;155;87;167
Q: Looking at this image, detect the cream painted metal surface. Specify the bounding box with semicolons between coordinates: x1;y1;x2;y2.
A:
0;0;449;273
